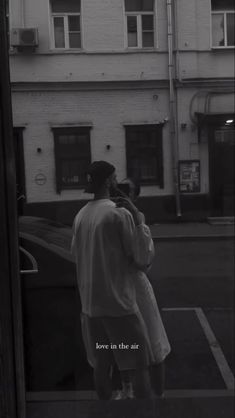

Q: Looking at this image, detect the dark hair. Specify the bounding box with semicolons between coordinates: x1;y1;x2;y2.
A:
131;178;140;197
122;177;140;198
84;161;115;193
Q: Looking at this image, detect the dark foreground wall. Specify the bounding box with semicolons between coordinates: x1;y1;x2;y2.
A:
23;194;210;225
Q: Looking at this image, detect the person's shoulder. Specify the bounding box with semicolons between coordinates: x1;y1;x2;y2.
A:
74;202;90;222
115;206;134;222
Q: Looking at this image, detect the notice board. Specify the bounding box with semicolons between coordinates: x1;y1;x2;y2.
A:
178;160;200;193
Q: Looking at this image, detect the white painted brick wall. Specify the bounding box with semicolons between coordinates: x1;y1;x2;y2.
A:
12;88;174;203
9;0;234;204
10;0;234;81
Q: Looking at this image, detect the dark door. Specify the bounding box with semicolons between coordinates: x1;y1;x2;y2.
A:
13;128;26;215
209;117;234;216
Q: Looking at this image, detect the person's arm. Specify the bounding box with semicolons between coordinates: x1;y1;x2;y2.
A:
71;219;76;257
134;222;155;271
117;198;155;270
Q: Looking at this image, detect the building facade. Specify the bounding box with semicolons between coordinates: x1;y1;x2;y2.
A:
9;0;234;223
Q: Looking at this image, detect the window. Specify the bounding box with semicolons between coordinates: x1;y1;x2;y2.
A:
211;0;235;47
124;0;155;48
53;127;91;192
50;0;81;49
125;125;163;186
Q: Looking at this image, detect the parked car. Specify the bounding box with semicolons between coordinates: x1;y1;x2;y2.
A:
19;216;92;391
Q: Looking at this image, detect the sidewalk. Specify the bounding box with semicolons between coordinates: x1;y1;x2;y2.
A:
27;395;234;418
149;222;234;241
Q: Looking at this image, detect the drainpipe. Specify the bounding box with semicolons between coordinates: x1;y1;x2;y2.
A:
21;0;25;27
167;0;182;217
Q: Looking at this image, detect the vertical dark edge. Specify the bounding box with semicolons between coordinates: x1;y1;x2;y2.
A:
0;1;26;417
52;128;61;193
14;127;26;200
158;125;164;188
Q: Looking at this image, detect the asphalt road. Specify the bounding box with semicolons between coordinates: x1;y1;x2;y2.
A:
148;239;234;391
149;239;234;309
23;238;234;395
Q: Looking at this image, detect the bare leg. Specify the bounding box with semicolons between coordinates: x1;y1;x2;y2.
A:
150;361;165;397
94;361;112;400
132;368;152;399
120;370;131;384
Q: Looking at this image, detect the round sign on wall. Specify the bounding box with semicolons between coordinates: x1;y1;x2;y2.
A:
34;173;47;185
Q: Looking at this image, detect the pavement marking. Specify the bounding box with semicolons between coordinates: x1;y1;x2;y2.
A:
162;307;199;311
195;307;235;391
164;389;234;398
163;307;235;391
26;389;234;402
26;307;234;403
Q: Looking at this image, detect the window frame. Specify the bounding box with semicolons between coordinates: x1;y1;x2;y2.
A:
211;10;235;49
125;124;164;187
124;3;156;49
53;127;91;193
50;1;82;50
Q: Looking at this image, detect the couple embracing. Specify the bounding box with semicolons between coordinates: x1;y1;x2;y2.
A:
71;161;170;400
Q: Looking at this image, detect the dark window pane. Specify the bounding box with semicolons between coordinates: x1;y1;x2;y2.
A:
58;133;89;154
51;0;80;13
128;157;157;180
125;0;141;11
211;0;234;11
142;32;154;47
61;160;84;185
125;0;154;12
69;32;81;48
227;13;235;46
127;15;137;32
54;129;91;190
142;0;154;11
58;135;69;144
126;126;163;185
142;15;154;30
212;14;224;46
127;16;138;46
54;17;65;48
68;15;80;31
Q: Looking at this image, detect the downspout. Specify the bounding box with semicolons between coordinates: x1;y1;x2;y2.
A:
167;0;182;217
21;0;25;27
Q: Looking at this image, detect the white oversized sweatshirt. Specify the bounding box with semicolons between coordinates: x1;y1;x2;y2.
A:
71;199;154;317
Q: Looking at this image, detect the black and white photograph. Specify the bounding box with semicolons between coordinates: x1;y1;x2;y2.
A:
0;0;234;417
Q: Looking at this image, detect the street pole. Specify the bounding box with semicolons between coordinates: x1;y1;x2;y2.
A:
167;0;182;218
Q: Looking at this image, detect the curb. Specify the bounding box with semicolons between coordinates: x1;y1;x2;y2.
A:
151;234;234;242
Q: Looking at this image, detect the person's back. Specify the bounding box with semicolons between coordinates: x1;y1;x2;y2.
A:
72;198;139;317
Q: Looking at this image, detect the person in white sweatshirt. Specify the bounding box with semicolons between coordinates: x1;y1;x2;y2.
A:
71;161;154;400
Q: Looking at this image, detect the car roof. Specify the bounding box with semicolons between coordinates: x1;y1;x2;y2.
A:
19;216;72;251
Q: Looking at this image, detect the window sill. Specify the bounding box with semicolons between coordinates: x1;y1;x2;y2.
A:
57;186;86;193
211;46;235;50
10;48;161;56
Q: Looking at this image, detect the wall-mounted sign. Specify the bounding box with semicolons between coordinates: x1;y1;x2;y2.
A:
34;173;47;185
179;160;200;193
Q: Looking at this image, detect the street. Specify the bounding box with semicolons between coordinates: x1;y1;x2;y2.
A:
148;238;234;392
22;234;234;396
149;238;234;308
23;233;234;418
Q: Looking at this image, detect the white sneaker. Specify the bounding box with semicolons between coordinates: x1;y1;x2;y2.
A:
113;390;126;400
125;386;134;399
113;386;135;400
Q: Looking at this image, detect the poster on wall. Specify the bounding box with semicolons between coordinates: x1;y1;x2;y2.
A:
178;160;200;193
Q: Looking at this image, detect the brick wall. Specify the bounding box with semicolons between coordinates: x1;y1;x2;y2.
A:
12;86;174;203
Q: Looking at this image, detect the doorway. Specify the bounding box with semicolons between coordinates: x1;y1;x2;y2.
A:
208;115;234;216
